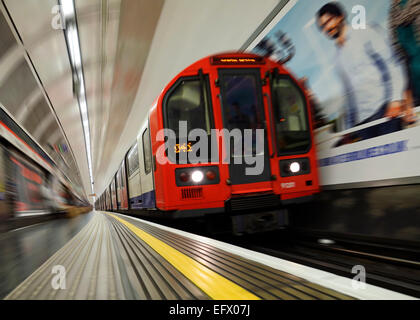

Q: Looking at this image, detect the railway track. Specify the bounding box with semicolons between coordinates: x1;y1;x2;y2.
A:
110;212;420;298
217;228;420;298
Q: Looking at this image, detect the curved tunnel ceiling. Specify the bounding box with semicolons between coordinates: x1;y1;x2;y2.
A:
0;0;281;201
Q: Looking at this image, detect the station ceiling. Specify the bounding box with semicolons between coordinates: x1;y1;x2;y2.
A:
0;0;281;200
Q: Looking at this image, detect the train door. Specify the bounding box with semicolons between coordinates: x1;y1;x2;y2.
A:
117;160;128;210
110;178;117;210
115;170;121;210
126;142;142;209
107;188;110;210
106;189;109;210
218;68;271;188
139;126;155;208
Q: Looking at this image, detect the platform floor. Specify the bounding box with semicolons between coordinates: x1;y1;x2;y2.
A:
0;212;92;299
2;211;414;300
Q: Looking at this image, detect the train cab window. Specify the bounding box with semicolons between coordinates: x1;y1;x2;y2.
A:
163;75;214;163
126;143;139;177
271;75;311;155
165;76;212;136
142;128;152;174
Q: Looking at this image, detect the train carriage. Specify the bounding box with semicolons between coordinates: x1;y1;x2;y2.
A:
100;52;320;232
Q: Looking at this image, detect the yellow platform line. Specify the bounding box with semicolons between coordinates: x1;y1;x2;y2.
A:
106;212;260;300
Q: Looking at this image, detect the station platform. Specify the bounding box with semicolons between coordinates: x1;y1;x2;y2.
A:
2;212;414;300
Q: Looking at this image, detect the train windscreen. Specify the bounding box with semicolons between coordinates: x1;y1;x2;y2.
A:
164;74;215;163
271;75;311;155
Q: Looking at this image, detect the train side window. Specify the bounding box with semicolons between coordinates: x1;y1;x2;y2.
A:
116;169;121;190
142;128;152;174
271;75;311;155
111;177;117;205
120;160;127;189
126;143;139;177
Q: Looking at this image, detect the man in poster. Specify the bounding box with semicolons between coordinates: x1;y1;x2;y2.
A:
316;2;407;138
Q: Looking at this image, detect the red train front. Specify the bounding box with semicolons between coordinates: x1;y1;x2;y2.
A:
148;52;320;224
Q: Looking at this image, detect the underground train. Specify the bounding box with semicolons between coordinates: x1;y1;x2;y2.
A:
96;52;320;232
0;106;91;222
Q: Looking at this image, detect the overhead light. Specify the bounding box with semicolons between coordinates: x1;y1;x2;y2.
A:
60;0;95;196
60;0;75;20
65;25;82;69
318;239;335;245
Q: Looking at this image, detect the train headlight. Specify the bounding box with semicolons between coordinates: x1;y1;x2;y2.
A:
175;166;220;186
279;158;310;177
289;162;300;173
191;171;204;183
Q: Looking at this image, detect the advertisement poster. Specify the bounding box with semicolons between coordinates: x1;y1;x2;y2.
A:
249;0;420;188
